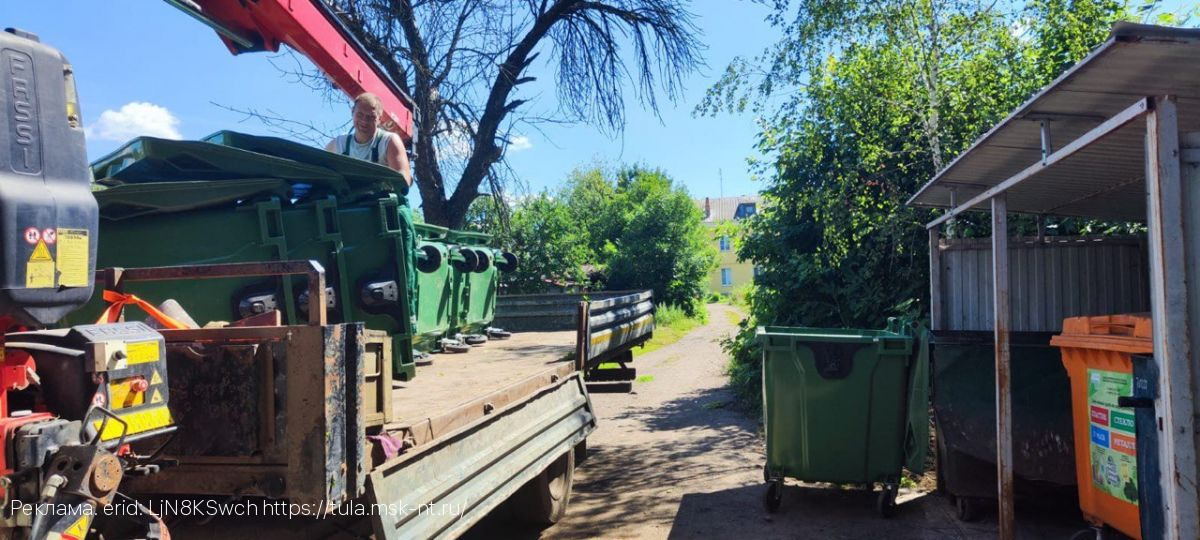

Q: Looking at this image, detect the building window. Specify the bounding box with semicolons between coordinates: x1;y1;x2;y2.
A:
719;235;731;252
734;203;757;220
721;268;733;287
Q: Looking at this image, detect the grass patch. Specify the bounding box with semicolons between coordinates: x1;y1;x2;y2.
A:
635;375;655;383
633;304;707;358
702;400;727;410
725;309;745;326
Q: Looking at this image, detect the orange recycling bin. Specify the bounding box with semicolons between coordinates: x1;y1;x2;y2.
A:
1051;314;1150;540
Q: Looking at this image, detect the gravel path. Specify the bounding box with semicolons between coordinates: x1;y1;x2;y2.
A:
473;303;1088;539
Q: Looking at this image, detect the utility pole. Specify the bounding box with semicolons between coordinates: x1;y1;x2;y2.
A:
719;168;724;199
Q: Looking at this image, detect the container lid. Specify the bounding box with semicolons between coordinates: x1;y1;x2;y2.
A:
94;179;291;220
91;137;350;194
203;130;408;195
1049;313;1153;354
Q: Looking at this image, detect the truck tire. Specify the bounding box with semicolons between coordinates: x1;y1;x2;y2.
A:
510;448;575;526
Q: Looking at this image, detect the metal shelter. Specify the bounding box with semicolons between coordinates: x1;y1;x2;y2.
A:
908;22;1200;539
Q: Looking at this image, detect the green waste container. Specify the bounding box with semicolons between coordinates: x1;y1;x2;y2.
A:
77;133;423;381
757;319;929;517
71;190;418;380
412;223;454;352
445;230;498;335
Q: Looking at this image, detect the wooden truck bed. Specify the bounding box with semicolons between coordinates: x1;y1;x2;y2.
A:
385;330;577;449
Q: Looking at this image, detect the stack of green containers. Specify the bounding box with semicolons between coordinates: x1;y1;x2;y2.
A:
74;132;423;380
411;226;516;352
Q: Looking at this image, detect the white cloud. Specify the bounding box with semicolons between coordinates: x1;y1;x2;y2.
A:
85;102;182;141
508;135;533;152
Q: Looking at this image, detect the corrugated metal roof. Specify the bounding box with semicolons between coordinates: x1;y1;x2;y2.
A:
908;23;1200;220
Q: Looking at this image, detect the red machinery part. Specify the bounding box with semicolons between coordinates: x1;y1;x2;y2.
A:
175;0;416;141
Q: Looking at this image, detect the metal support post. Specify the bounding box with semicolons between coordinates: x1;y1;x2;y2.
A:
1147;95;1200;540
992;194;1014;540
929;228;943;331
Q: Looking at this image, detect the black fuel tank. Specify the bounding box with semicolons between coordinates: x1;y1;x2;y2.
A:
0;28;97;327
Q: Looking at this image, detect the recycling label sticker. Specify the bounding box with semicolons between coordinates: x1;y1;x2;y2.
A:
25;239;55;288
1087;368;1139;505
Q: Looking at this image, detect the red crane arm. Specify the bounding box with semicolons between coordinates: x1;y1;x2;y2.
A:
168;0;416;142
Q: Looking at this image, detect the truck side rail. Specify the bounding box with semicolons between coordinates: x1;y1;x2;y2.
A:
575;290;654;389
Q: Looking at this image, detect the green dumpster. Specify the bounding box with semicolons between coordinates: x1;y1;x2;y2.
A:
71;189;419;380
757;319;929;517
412;223;454;352
445;230;493;335
77;134;421;380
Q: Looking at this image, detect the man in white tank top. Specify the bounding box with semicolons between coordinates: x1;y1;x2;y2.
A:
326;92;420;337
325;93;412;186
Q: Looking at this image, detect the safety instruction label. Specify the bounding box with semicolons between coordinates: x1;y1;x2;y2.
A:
125;341;161;365
25;239;55;288
56;228;90;287
1087;368;1138;505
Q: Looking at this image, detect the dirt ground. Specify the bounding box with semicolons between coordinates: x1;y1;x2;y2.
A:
470;303;1092;539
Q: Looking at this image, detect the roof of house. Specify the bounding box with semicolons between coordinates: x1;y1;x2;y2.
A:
693;195;761;223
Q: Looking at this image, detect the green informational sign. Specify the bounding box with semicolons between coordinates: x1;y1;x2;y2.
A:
1087;368;1138;505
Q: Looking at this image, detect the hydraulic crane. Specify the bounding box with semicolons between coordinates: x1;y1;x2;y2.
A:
165;0;417;143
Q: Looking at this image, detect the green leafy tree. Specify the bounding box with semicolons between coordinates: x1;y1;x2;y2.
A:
702;0;1138;407
603;166;717;315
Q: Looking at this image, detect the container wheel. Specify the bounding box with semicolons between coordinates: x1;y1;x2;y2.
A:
955;496;983;522
763;480;783;513
441;342;471;354
510;448;575;526
876;484;898;518
762;463;770;483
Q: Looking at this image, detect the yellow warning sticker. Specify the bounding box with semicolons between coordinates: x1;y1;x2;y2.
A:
125;341;160;365
150;389;164;404
150;369;163;385
62;513;90;540
25;239;55;288
57;228;90;287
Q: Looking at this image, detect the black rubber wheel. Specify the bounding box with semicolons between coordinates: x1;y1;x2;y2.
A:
441;342;471;354
877;485;898;518
955;496;983;523
762;463;770;483
487;328;512;340
510;449;575;526
464;334;488;346
763;480;783;513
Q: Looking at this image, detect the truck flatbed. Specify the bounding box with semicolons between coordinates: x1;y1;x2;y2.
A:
385;331;577;449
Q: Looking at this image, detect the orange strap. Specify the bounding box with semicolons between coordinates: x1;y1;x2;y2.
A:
96;290;190;330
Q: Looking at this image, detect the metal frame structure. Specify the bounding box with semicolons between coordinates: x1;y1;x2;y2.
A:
909;23;1200;539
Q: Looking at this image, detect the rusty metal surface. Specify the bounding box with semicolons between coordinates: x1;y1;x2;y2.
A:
128;323;369;507
991;195;1015;540
96;260;328;326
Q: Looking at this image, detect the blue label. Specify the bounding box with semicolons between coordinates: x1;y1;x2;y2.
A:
1091;425;1110;447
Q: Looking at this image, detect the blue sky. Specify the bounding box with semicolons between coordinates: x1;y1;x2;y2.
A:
7;1;778;208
